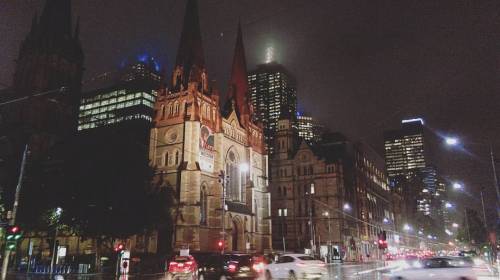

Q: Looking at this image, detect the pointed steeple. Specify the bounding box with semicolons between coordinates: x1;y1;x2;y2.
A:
38;0;72;38
171;0;206;93
227;22;250;119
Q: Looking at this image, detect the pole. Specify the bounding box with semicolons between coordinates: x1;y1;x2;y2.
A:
220;171;226;254
490;145;500;209
1;144;29;280
464;209;471;244
308;184;314;255
49;226;58;276
281;216;286;253
480;191;488;229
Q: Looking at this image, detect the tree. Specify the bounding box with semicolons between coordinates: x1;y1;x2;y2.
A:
58;128;173;270
457;208;487;245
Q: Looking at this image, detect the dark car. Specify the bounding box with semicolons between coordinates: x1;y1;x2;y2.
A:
195;253;259;280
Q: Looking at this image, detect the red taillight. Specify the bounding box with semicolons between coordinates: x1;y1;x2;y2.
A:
252;262;264;273
228;264;237;272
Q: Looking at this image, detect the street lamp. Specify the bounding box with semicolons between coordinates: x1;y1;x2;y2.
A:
343;203;351;212
453;182;463;190
278;208;287;253
445;137;459;146
445;202;453;209
403;224;412;232
452;223;459;228
323;211;332;245
50;207;63;276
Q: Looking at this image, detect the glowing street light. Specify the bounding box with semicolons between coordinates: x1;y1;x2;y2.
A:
453;182;463;190
403;224;412;231
343;203;351;212
452;223;459;228
383;217;389;224
445;202;453;209
445;137;459;146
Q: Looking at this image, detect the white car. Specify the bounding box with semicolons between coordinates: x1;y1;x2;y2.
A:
264;254;327;279
385;257;477;280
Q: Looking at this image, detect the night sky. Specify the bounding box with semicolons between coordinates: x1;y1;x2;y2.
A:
1;0;500;217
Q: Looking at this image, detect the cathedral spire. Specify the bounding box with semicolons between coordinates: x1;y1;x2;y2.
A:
171;0;206;93
227;22;250;119
38;0;72;38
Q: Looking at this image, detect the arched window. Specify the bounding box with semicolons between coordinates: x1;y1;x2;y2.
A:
175;150;180;165
225;149;246;202
160;105;165;119
167;103;173;116
174;102;179;115
200;185;208;225
164;152;169;166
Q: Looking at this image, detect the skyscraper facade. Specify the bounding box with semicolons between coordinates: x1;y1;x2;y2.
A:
384;118;426;181
296;112;324;142
78;55;161;131
248;62;297;153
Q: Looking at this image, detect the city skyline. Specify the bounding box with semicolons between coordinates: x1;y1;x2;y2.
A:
1;2;497;201
0;0;498;277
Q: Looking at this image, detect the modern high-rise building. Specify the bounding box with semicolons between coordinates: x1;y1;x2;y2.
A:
296;112;324;142
384;118;426;181
248;62;297;153
77;55;161;131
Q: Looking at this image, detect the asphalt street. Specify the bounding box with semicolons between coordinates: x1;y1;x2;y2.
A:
3;262;499;280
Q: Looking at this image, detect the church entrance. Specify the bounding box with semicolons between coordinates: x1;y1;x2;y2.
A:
232;220;239;251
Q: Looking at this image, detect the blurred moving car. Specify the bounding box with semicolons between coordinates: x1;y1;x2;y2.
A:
196;253;260;280
264;254;327;280
385;256;477;280
167;255;198;280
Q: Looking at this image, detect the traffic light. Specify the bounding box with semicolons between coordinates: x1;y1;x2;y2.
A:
378;231;387;250
114;243;125;252
5;225;22;251
217;240;224;250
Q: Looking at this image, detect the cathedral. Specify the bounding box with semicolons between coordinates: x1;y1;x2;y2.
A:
149;0;272;252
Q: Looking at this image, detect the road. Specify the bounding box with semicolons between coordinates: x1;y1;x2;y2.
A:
3;263;499;280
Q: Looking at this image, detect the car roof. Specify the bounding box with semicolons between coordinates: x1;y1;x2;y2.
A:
282;254;311;257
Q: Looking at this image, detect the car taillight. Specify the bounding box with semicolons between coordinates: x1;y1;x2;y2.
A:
252;262;264;273
228;264;237;273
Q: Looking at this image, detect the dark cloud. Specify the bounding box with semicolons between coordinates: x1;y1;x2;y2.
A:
1;0;500;213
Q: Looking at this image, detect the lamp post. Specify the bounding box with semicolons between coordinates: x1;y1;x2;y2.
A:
49;207;63;277
218;170;227;254
279;208;287;253
308;183;315;255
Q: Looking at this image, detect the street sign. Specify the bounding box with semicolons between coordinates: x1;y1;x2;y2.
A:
57;246;67;257
28;240;33;256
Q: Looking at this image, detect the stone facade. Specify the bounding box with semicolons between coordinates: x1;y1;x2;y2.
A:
149;0;271;253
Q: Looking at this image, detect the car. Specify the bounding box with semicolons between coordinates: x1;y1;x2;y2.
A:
385;256;477;280
167;255;198;280
196;253;260;280
264;254;327;280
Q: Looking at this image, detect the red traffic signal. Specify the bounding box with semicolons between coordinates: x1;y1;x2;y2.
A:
9;226;19;234
217;240;224;249
114;243;124;252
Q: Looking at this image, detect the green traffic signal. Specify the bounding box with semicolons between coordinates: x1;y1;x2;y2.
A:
14;234;22;240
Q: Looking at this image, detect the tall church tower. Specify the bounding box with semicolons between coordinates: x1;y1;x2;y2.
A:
150;0;271;253
7;0;84;156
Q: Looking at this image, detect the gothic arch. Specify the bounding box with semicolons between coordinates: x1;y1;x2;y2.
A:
231;216;244;252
